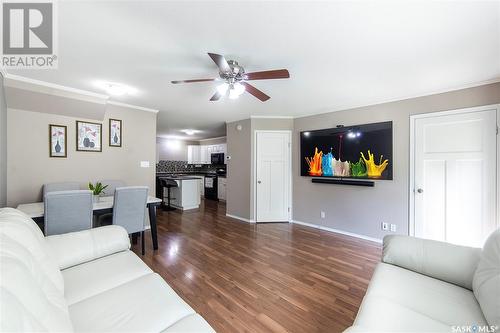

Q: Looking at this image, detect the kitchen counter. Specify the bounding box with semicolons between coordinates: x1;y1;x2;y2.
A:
158;175;201;181
158;177;200;211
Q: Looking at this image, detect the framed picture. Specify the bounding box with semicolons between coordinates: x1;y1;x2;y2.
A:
109;119;122;147
49;124;67;158
76;121;102;152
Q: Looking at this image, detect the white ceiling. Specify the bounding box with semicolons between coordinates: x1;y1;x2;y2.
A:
6;0;500;140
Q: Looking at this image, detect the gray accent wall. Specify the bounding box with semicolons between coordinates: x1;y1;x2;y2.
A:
293;82;500;241
6;104;157;207
226;118;252;219
0;75;6;207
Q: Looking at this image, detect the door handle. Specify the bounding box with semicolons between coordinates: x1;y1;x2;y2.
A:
257;181;262;184
416;188;424;194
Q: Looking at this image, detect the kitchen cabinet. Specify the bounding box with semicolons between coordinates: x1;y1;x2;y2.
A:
187;143;227;164
200;146;209;164
188;145;201;164
217;177;227;201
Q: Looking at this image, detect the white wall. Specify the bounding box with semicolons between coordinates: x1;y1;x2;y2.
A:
156;138;198;161
0;75;7;207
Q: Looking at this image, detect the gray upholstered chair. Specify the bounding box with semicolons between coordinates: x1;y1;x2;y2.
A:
44;190;93;236
112;186;148;255
97;180;126;197
43;182;80;200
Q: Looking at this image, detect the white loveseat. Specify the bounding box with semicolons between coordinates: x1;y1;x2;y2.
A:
0;208;215;332
345;231;500;332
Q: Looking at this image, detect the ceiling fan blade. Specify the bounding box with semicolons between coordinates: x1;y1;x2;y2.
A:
208;53;231;73
245;69;290;81
210;91;222;101
171;78;216;84
241;82;270;102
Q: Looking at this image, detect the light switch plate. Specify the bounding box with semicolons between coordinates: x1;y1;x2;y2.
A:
140;161;150;168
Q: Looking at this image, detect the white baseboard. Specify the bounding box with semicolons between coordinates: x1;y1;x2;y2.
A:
226;213;256;223
291;220;382;244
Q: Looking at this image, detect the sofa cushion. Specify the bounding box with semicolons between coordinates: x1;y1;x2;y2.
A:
473;229;500;327
0;208;64;292
69;273;196;332
353;263;486;331
161;314;215;333
0;235;73;332
62;251;152;305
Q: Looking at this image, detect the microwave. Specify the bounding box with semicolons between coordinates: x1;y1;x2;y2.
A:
211;153;224;165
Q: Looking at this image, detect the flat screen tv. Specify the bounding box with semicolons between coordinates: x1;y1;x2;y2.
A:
300;121;393;180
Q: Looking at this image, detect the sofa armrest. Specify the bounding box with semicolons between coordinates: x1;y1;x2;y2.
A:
382;235;481;290
45;225;130;270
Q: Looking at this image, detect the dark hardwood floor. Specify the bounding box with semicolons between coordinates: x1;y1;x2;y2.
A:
132;200;381;333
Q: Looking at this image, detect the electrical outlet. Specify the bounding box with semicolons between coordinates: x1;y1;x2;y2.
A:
390;224;397;232
381;222;389;231
320;211;326;219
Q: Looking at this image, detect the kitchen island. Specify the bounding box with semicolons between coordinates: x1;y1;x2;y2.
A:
157;175;201;210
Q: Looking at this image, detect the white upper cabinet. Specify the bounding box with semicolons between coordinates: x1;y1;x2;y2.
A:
188;145;201;164
187;143;227;164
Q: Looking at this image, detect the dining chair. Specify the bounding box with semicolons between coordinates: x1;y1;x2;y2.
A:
97;180;126;197
95;180;126;226
44;190;93;236
43;182;80;200
110;186;149;255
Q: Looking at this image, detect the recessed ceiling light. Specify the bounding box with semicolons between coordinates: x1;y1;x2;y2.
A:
95;81;136;96
181;129;198;136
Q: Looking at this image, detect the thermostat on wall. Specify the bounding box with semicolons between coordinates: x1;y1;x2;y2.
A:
140;161;150;168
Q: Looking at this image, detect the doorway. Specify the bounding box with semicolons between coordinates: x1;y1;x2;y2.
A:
410;105;499;247
254;131;291;222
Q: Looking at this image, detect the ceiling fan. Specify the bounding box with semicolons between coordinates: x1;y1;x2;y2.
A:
171;53;290;102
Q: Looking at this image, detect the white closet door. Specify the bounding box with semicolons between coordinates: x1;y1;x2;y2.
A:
414;108;497;247
256;131;291;222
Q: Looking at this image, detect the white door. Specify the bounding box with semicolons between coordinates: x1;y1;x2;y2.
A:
413;108;497;247
256;131;291;222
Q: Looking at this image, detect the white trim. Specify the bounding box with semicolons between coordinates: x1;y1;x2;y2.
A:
253;130;293;223
293;78;500;120
226;213;256;223
291;220;382;244
197;136;227;142
4;73;108;100
250;115;295;119
3;74;160;113
107;100;159;113
409;103;500;237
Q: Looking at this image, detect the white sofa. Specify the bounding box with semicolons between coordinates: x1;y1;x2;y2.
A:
0;208;215;332
345;230;500;332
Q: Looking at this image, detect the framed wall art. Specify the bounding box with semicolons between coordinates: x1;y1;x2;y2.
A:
76;121;102;152
109;119;122;147
49;124;67;158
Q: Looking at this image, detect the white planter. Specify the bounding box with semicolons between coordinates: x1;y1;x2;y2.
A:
93;195;100;203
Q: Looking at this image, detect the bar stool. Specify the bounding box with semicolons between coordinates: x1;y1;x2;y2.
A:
160;178;178;211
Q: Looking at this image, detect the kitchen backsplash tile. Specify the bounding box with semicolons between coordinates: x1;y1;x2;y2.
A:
156;160;225;173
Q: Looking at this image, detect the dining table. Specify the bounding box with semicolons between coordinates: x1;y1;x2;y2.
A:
16;195;163;250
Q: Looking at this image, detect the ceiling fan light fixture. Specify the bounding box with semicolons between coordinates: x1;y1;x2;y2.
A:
228;82;245;99
216;83;229;95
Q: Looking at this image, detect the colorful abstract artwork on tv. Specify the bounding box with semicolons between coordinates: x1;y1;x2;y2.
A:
300;121;393;180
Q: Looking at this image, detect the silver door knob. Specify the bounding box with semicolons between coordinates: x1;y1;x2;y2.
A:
417;188;424;193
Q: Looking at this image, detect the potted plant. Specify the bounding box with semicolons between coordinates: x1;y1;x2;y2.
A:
88;182;108;202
